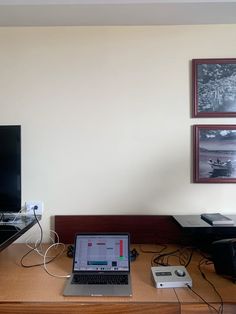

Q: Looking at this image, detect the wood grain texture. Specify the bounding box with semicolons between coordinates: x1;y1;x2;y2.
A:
0;244;179;304
181;303;236;314
2;243;236;314
54;215;183;244
0;303;180;314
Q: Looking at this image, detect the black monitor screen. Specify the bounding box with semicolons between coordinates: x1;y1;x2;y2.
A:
0;125;21;212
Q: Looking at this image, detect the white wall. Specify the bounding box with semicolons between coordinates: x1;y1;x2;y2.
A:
0;25;236;241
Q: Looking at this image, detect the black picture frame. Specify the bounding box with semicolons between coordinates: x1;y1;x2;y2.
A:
192;58;236;117
193;125;236;183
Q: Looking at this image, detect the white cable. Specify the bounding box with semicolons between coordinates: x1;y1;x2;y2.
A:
3;207;24;223
25;230;61;258
43;242;71;279
11;207;24;222
50;230;60;248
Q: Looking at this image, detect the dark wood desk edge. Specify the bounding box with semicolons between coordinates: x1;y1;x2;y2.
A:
0;302;180;314
54;215;183;244
1;300;235;314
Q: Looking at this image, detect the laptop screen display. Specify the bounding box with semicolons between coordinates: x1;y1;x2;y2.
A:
73;234;130;272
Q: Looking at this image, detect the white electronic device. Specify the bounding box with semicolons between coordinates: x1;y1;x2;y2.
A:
151;266;192;288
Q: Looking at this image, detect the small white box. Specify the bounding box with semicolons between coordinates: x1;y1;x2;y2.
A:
151;266;192;288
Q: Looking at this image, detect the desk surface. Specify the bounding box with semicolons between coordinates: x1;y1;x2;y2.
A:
1;244;236;314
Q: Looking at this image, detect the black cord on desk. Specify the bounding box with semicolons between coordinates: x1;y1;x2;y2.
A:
186;284;223;314
20;208;61;268
151;247;194;268
197;257;224;314
139;243;167;254
148;244;224;313
183;256;224;314
179;247;194;268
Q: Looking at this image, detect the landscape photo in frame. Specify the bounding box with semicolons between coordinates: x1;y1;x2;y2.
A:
193;125;236;183
192;59;236;117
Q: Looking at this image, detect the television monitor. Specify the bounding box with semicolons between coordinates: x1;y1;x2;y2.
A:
0;125;21;213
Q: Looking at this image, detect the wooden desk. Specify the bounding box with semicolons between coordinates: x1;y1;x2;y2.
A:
0;244;236;314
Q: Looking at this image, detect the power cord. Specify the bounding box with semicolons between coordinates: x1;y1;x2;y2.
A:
139;244;167;254
196;257;224;314
26;229;60;258
43;243;71;278
20;207;62;268
20;207;43;268
151;247;194;267
186;283;223;314
151;246;223;313
20;207;70;278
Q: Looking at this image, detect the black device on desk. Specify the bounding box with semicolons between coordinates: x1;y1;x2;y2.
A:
201;213;234;226
212;238;236;282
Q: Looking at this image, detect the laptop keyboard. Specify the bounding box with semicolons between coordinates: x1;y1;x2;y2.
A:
72;274;128;285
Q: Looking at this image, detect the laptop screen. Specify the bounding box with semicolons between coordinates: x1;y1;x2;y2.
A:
73;234;130;272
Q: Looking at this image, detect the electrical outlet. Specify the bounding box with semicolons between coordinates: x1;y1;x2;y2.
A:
25;201;43;216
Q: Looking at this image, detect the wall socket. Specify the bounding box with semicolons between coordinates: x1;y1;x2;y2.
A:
25;201;44;215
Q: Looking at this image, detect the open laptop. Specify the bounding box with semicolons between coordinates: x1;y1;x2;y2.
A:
63;232;132;296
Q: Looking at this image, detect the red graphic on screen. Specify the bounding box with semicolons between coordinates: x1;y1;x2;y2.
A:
120;240;123;257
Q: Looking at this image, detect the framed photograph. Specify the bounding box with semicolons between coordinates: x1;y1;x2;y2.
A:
192;58;236;117
193;125;236;183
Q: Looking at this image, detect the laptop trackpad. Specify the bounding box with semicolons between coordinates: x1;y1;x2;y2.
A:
89;285;114;296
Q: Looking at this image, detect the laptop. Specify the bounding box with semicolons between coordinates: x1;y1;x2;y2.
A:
63;232;132;296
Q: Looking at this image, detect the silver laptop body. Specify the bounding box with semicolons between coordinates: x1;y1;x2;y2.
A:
63;232;132;296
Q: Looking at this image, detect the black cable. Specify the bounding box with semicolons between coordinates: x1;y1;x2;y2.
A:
198;257;224;314
139;244;167;254
20;208;61;268
185;250;194;267
150;245;223;313
152;249;180;266
179;247;194;268
186;284;223;314
151;246;195;268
